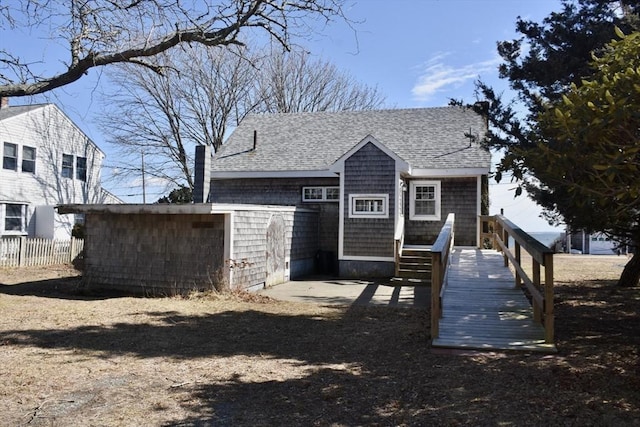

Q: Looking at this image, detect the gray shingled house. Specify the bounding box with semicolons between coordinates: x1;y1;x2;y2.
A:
195;106;491;279
57;106;490;295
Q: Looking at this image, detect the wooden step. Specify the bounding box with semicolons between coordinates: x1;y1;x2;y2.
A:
389;276;431;286
394;246;433;285
397;269;431;279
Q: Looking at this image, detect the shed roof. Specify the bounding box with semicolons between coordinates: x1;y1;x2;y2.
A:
56;203;317;215
213;107;490;174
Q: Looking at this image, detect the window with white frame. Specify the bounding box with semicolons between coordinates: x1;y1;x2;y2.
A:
76;156;87;181
4;204;25;232
349;194;389;218
302;186;339;202
22;146;36;174
410;180;441;221
3;142;17;171
62;154;74;178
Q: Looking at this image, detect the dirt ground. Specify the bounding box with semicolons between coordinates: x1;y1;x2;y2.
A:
0;255;639;426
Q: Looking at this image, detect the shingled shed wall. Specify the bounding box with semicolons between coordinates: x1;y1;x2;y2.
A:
404;177;479;246
229;208;319;290
76;205;320;295
83;213;225;295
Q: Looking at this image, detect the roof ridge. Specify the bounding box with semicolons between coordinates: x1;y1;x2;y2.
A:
246;105;467;119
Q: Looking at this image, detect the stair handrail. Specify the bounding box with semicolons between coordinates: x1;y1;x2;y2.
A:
394;217;405;277
430;213;455;339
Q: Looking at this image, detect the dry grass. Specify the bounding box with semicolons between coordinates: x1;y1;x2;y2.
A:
0;256;639;426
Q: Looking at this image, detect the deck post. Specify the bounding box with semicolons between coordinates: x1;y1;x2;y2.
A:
514;243;521;287
532;260;542;322
544;253;555;343
502;227;509;267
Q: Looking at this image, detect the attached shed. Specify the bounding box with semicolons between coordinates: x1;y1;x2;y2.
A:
57;203;319;295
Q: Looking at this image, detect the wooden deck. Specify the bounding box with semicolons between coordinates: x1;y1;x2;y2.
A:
431;248;557;353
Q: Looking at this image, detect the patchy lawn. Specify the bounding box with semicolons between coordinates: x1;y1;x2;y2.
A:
0;256;639;426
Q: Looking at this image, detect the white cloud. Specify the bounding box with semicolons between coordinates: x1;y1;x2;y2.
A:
411;53;501;101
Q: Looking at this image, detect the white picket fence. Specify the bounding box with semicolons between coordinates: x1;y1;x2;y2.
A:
0;237;84;268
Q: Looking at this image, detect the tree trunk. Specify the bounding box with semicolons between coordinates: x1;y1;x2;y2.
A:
617;250;640;287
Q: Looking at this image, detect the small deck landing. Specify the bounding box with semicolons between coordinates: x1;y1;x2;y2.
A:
431;248;557;353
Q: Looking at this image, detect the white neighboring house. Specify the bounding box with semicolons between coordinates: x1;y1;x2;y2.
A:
0;98;120;240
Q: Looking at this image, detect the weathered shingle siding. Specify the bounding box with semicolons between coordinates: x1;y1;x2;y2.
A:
211;177;338;205
84;213;225;294
80;206;319;294
404;177;478;246
230;209;319;289
211;177;338;253
343;143;395;258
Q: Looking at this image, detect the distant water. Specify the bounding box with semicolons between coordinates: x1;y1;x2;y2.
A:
529;232;564;248
507;232;563;249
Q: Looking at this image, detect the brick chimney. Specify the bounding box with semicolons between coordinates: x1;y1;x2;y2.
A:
193;145;211;203
0;97;8;109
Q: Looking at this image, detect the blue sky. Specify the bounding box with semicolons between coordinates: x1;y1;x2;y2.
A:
11;0;566;231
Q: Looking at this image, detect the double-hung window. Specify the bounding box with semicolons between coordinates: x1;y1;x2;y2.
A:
3;142;17;171
62;154;74;178
22;146;36;173
4;204;25;232
410;181;441;221
76;156;87;181
349;194;389;218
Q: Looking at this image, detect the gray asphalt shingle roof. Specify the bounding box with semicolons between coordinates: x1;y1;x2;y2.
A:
212;107;491;173
0;104;47;121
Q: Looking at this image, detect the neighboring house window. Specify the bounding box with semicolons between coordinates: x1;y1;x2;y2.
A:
22;146;36;174
302;186;339;202
4;204;25;232
410;180;441;221
62;154;74;178
3;142;17;170
76;156;87;181
349;194;389;218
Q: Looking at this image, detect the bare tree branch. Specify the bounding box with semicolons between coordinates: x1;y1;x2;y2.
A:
0;0;347;97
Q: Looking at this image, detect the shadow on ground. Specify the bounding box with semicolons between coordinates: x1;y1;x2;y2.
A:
0;276;130;300
2;287;639;425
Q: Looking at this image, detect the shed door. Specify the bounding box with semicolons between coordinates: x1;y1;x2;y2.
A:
265;214;285;287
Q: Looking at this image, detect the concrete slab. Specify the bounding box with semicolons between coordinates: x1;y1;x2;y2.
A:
259;277;429;308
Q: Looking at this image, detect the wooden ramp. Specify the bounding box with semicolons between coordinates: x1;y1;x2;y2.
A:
431;248;557;353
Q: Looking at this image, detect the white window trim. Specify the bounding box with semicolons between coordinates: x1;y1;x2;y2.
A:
349;194;389;219
302;186;340;202
22;146;36;174
3;142;18;171
2;203;27;235
410;180;441;221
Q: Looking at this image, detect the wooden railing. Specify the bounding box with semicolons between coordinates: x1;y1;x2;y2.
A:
394;218;405;277
0;237;84;268
430;213;455;339
480;215;555;343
